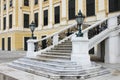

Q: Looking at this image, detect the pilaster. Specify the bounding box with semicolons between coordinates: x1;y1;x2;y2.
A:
18;0;23;30
12;0;16;29
6;0;9;30
1;0;3;31
38;0;43;30
30;0;34;22
60;0;67;25
78;0;83;12
48;0;53;28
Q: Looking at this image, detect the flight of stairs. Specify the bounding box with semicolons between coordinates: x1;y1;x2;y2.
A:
8;39;110;80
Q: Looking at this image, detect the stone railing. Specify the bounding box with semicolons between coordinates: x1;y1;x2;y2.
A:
27;23;77;57
82;14;120;50
27;14;120;58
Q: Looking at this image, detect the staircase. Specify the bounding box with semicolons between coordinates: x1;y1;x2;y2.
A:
8;15;120;80
9;40;109;79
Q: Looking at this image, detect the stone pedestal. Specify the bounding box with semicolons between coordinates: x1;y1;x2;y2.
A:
26;39;35;58
71;36;91;66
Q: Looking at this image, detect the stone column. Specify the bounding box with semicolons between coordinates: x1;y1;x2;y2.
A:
71;35;91;66
105;32;120;63
48;0;53;28
104;16;120;63
0;74;4;80
60;0;67;25
38;0;43;30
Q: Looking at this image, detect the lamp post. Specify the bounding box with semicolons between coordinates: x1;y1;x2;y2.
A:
76;10;85;37
29;21;36;39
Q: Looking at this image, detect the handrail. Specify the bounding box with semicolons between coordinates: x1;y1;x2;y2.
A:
82;14;120;34
34;23;77;43
82;18;107;34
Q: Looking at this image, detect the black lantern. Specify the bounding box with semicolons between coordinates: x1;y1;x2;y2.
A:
76;10;85;37
29;21;36;39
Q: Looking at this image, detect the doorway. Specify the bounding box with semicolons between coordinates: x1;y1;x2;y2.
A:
8;37;11;51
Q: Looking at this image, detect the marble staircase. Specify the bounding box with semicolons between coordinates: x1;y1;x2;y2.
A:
8;39;109;80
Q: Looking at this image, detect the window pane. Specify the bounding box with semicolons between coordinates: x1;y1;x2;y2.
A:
24;14;29;28
34;13;38;27
54;6;60;24
35;0;38;5
9;14;12;28
3;17;6;30
24;0;29;6
68;0;75;20
109;0;120;12
44;10;48;26
86;0;95;16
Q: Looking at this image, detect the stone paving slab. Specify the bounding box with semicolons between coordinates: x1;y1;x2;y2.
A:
0;51;26;63
0;64;50;80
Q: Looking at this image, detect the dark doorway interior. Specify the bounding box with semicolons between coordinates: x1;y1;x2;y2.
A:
24;37;30;51
2;38;5;50
100;40;105;62
8;37;11;51
42;35;47;49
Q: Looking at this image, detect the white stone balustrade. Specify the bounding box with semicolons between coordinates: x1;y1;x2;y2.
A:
53;34;59;45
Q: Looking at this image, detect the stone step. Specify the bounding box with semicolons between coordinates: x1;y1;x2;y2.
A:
53;47;72;50
13;58;82;70
33;56;71;63
47;50;72;53
9;60;109;78
8;63;56;78
57;44;72;47
39;54;71;60
9;63;110;79
41;52;71;56
61;42;72;45
51;48;72;50
9;61;86;74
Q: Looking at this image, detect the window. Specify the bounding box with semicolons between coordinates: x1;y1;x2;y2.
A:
9;14;12;29
2;38;5;50
54;6;60;24
3;17;6;30
109;0;120;12
86;0;95;16
24;0;29;6
34;13;38;27
44;0;47;2
34;0;38;5
68;0;75;20
10;0;12;7
4;4;6;10
24;14;29;28
8;37;11;51
43;10;48;26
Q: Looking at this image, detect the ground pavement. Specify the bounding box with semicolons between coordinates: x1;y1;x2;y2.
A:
0;50;25;63
0;51;120;80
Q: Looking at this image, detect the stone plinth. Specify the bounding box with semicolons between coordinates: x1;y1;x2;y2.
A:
71;36;91;66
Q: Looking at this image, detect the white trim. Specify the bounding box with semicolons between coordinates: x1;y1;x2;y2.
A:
23;12;30;14
43;7;49;11
53;3;60;7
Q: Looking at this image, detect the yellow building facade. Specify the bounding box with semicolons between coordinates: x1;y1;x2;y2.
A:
0;0;120;51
